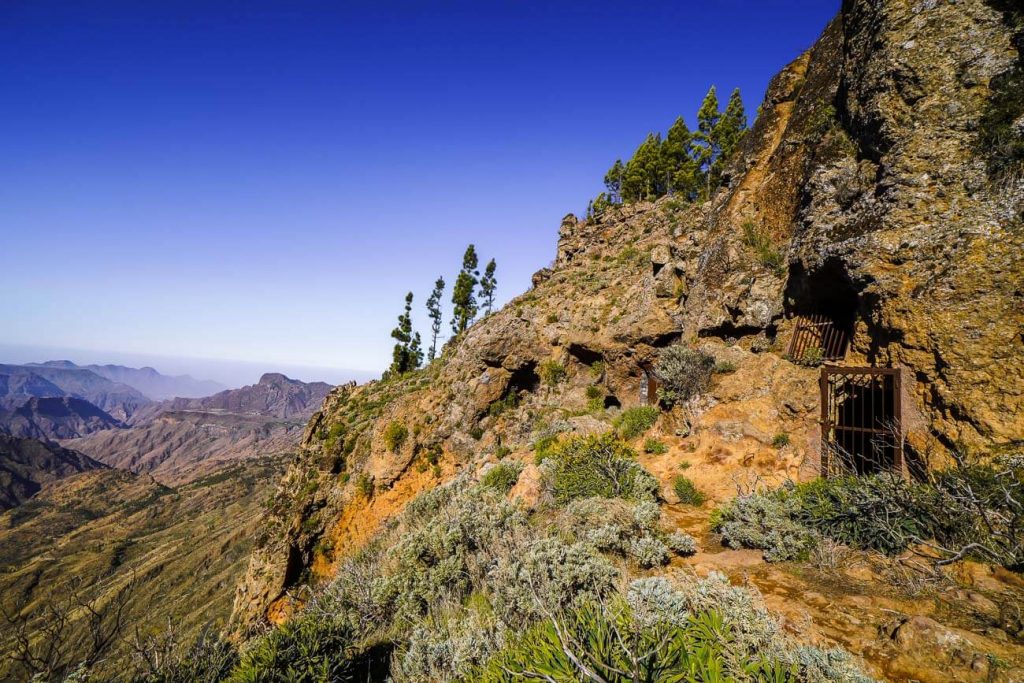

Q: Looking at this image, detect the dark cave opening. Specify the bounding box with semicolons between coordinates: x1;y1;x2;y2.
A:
784;258;862;360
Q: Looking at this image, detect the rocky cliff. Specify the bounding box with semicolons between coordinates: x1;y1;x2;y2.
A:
234;0;1023;674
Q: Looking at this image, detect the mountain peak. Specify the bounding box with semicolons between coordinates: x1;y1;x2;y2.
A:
258;372;294;386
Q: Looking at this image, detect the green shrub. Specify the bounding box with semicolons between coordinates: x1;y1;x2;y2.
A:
472;575;871;682
643;438;668;454
532;434;559;464
714;460;1024;566
383;421;408;452
546;433;658;505
354;473;374;499
585;385;603;400
227;607;354;682
672;475;706;506
792;345;824;366
481;461;523;493
614;406;660;439
714;360;737;374
494;445;511;459
741;220;785;275
538;359;566;387
654;346;715;408
713;487;820;562
772;432;790;448
488;393;518;417
469;426;484;440
322;422;345;453
567;498;695;567
134;627;238;683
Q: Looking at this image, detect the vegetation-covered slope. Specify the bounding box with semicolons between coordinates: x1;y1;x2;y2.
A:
0;456;285;681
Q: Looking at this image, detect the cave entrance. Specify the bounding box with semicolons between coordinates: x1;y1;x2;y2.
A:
820;366;904;477
785;259;860;363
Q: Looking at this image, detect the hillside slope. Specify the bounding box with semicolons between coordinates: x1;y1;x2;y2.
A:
0;436;106;510
233;1;1023;679
0;457;285;681
0;396;125;440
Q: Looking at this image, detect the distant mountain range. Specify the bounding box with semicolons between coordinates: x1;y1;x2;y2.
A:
30;360;226;400
0;362;150;422
0;360;229;440
0;435;106;510
65;373;332;484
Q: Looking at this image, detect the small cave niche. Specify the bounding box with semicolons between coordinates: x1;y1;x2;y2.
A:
603;395;622;409
282;542;307;589
784;258;861;361
568;343;604;366
506;361;540;395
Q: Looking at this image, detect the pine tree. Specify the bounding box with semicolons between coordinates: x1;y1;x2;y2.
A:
408;331;423;369
451;244;479;335
710;88;748;185
663;116;700;199
694;85;721;198
425;276;445;361
479;259;497;315
389;291;421;375
622;133;667;202
603;159;624;204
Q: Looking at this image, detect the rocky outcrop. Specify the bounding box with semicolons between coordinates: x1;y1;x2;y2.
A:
233;0;1023;631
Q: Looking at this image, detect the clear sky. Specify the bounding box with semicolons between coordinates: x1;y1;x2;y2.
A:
1;0;837;378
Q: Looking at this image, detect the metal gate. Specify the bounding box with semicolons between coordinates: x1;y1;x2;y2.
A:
820;366;903;477
788;313;849;362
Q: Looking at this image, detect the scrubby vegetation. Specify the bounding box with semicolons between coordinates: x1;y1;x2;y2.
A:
143;475;869;682
714;455;1024;568
481;461;523;493
538;359;566;387
614;405;659;439
383;421;408;452
740;220;785;275
544;433;659;505
654;345;715;408
644;437;668;454
673;475;706;507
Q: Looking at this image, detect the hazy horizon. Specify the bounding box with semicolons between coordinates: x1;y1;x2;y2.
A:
0;342;374;389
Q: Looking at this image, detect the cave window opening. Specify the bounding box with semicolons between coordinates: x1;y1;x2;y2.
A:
604;395;622;410
821;366;904;478
785;260;860;363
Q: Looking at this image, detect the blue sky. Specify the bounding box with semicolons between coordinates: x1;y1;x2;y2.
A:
0;0;837;379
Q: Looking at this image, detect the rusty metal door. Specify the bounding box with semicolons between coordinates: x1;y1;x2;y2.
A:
820;366;903;477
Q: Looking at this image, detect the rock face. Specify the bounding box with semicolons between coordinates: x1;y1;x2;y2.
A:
233;0;1023;631
0;435;106;510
